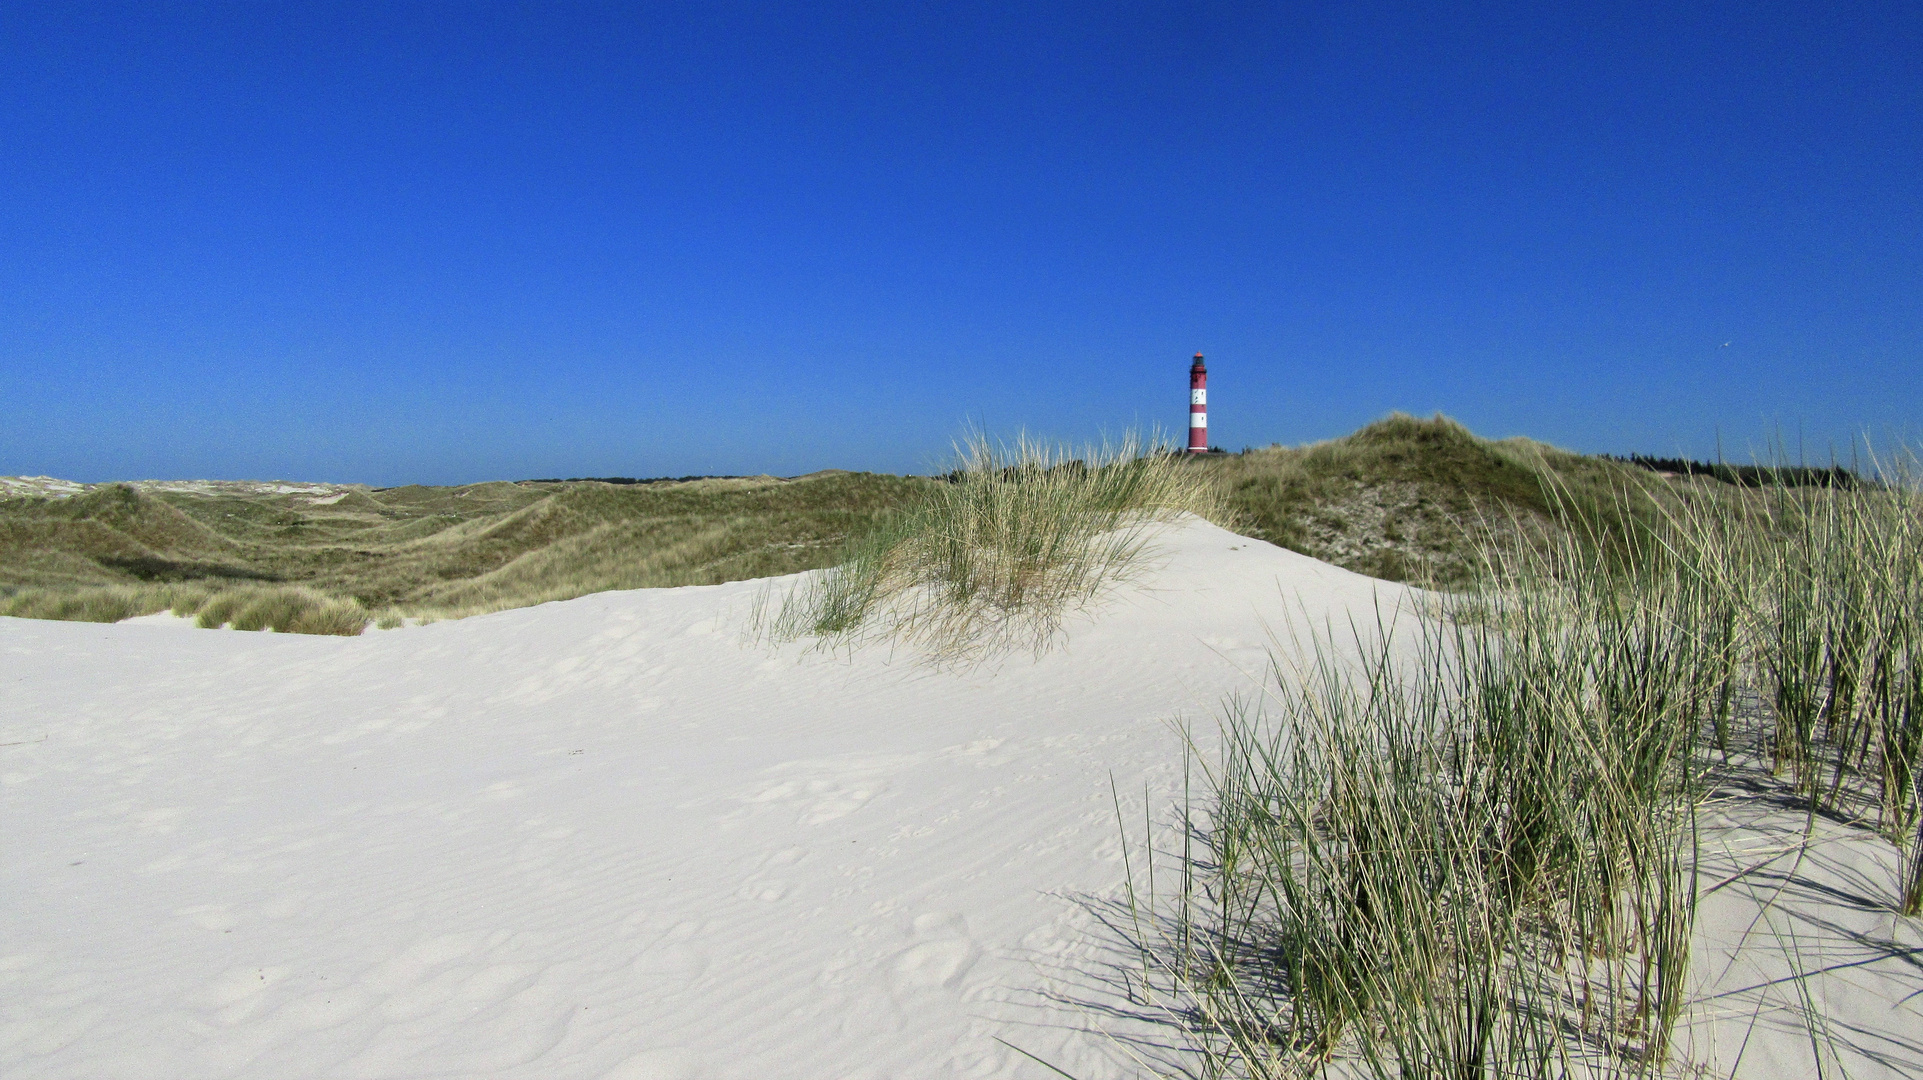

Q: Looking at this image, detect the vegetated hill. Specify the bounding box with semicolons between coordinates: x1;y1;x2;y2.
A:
0;472;930;619
0;416;1724;626
0;483;261;587
1187;413;1676;586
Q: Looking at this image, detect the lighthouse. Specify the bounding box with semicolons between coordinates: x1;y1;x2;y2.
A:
1187;353;1208;453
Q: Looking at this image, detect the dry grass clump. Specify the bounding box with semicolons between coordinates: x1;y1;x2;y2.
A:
1130;443;1922;1077
0;581;367;635
193;586;370;636
0;582;215;623
765;431;1228;658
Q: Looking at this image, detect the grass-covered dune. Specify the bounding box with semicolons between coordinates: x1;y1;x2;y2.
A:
0;471;928;629
1191;413;1674;584
0;414;1795;632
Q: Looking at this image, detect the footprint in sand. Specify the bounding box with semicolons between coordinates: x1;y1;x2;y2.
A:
740;756;924;825
630;923;709;992
174;903;239;931
355;932;494;1022
759;845;807;867
736;880;789;902
736;845;807;901
741;775;883;825
192;964;292;1018
890;912;979;990
631;945;707;984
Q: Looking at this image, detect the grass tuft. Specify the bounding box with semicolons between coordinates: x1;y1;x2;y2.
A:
2;582;213;624
194;586;369;635
768;430;1228;659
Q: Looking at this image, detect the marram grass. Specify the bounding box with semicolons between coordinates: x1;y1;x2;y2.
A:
193;585;371;636
0;581;369;636
1143;538;1705;1077
761;431;1229;659
1120;442;1922;1078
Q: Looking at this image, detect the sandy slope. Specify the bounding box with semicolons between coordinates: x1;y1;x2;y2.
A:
3;517;1917;1079
0;519;1384;1079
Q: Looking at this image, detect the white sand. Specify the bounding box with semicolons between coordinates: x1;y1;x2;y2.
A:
2;517;1917;1078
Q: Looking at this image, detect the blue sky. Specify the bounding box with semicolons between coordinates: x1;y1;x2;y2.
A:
3;3;1918;484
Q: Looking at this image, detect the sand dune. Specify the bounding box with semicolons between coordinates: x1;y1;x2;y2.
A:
2;518;1916;1078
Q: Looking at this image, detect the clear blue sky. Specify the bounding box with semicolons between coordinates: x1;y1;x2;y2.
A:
3;3;1918;484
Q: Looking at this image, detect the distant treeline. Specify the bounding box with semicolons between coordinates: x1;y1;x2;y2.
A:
1607;454;1863;489
518;475;747;486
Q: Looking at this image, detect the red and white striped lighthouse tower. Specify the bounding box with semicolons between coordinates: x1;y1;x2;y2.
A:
1187;353;1208;453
